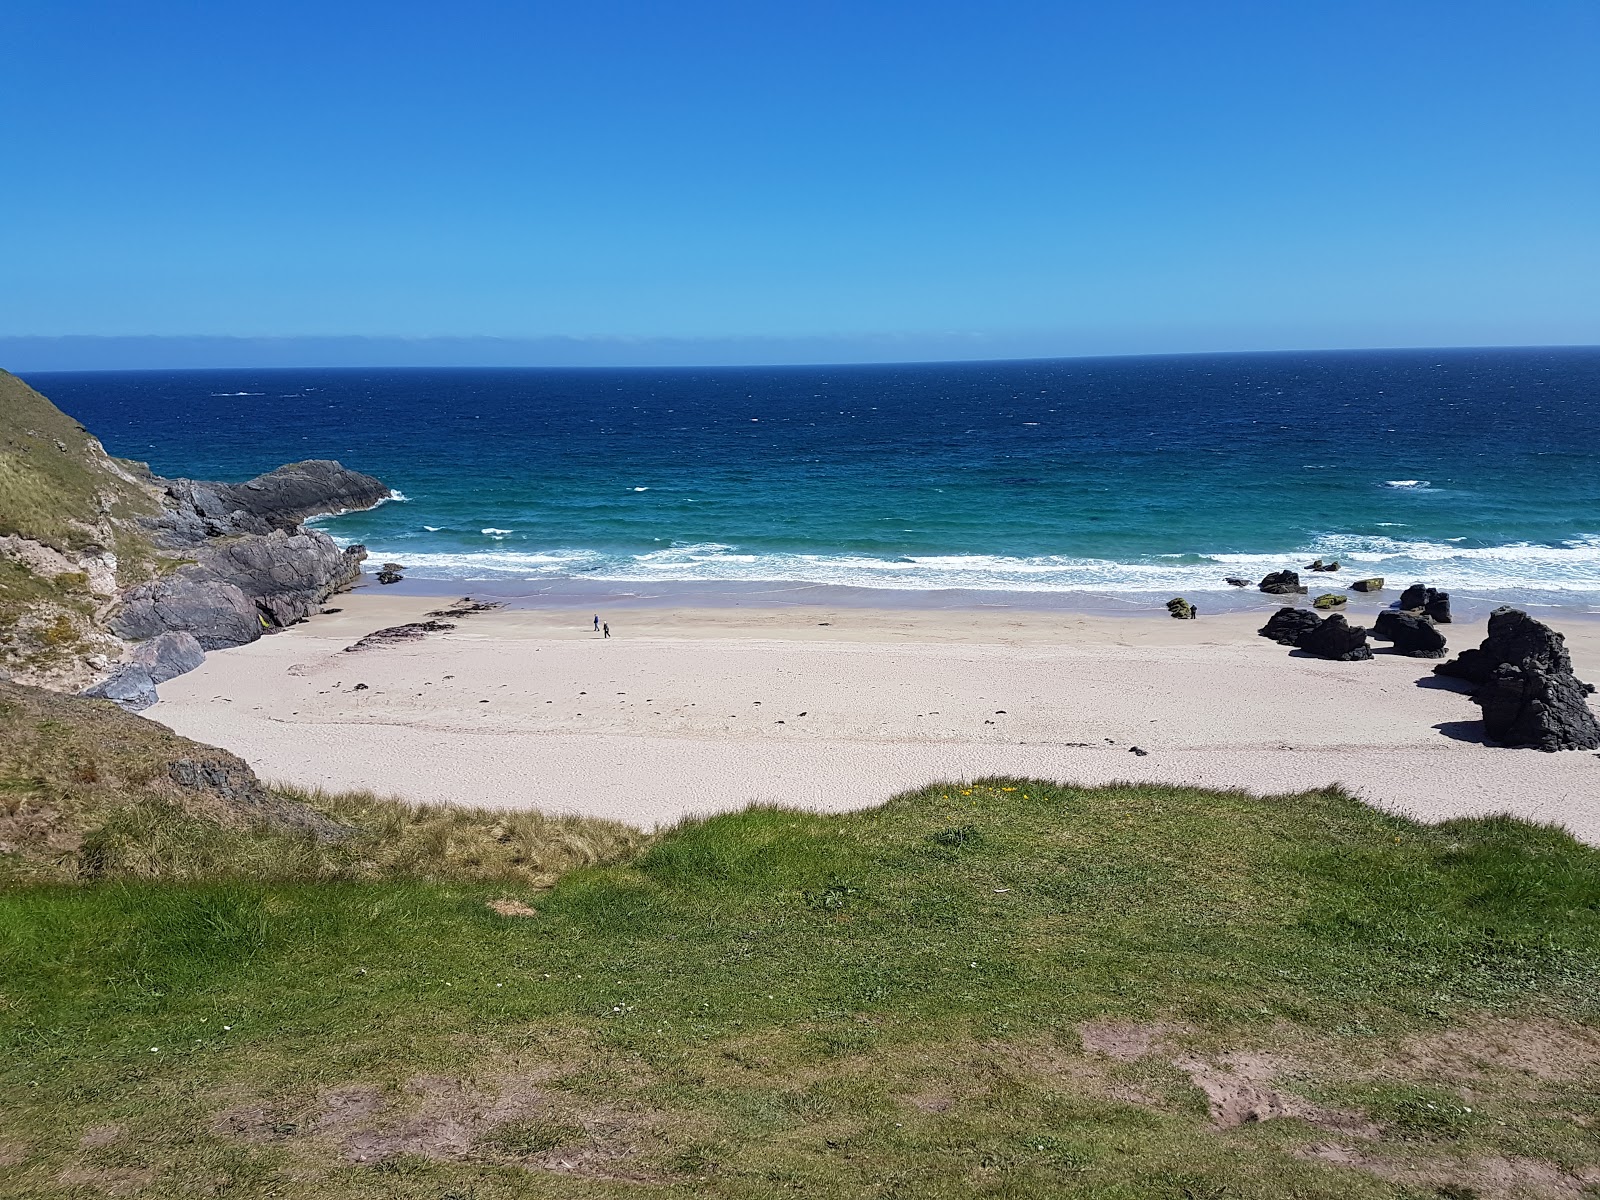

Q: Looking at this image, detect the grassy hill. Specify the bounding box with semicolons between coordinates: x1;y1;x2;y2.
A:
2;774;1597;1198
0;371;165;683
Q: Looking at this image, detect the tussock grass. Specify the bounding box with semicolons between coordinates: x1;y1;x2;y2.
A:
0;682;642;885
2;778;1598;1197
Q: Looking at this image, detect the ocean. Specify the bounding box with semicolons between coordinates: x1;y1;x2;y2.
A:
26;347;1600;612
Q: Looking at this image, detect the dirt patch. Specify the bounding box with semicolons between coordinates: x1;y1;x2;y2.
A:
488;898;539;917
55;1164;155;1195
1300;1143;1600;1199
1396;1018;1600;1085
210;1103;297;1143
1077;1019;1180;1063
311;1084;386;1131
342;1075;507;1163
0;1141;28;1167
1173;1052;1377;1134
904;1089;955;1113
77;1124;124;1149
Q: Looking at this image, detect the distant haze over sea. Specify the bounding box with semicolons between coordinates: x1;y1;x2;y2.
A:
27;347;1600;612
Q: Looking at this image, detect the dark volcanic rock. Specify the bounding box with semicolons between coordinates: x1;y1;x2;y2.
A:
1435;607;1599;750
1399;584;1452;623
426;598;504;619
1259;570;1303;595
1259;607;1322;647
1224;577;1249;588
1351;577;1384;592
81;663;158;712
1299;613;1373;661
343;620;456;652
126;630;206;683
1373;610;1448;658
1476;663;1600;751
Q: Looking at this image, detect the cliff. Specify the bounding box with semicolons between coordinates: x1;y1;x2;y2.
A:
0;370;389;700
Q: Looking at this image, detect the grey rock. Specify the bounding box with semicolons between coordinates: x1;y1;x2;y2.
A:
220;460;389;528
168;757;350;841
126;630;206;683
1224;577;1250;587
82;663;158;711
1351;577;1385;592
1258;607;1322;646
1373;610;1448;658
109;576;262;650
1299;613;1373;661
1259;570;1303;595
375;570;403;585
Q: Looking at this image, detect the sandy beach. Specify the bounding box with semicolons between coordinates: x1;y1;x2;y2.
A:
143;587;1600;841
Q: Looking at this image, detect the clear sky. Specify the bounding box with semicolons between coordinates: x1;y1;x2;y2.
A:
3;1;1597;367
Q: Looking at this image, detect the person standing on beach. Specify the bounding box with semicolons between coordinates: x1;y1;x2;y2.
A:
603;622;610;639
593;614;599;631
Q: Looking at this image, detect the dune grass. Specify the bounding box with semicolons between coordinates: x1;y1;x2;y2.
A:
2;779;1598;1198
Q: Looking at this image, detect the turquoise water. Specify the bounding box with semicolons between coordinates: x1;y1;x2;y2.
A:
29;347;1600;609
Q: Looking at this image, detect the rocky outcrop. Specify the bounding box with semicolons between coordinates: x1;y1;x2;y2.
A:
111;464;384;654
1299;613;1373;661
1259;571;1305;595
1435;608;1600;750
1372;610;1448;658
1399;584;1452;623
1258;608;1322;646
343;621;456;652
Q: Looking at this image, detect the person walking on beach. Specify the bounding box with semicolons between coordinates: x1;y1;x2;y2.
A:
593;614;599;631
603;622;610;639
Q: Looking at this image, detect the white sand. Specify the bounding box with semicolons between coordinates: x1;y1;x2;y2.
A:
148;593;1600;840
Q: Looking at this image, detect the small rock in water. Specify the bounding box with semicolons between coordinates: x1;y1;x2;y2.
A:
1312;593;1347;610
375;570;403;585
1259;570;1304;595
1224;577;1249;587
1350;577;1384;592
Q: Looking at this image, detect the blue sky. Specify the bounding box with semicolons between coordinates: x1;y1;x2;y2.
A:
2;1;1597;367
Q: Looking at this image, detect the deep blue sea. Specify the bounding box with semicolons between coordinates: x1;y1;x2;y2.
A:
26;348;1600;610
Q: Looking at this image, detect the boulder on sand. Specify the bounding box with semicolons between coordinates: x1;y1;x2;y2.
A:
1259;570;1304;595
1351;577;1384;592
1399;583;1452;623
1299;613;1373;661
1312;593;1346;610
1166;597;1195;620
1373;609;1448;658
126;630;206;683
81;663;158;712
1258;607;1322;647
1435;607;1599;750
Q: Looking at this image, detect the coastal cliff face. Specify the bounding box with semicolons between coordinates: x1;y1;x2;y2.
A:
0;370;388;697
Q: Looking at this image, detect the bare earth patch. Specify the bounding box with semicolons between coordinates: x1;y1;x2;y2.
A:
1170;1051;1378;1134
1077;1019;1180;1063
77;1124;124;1149
54;1164;155;1195
1301;1143;1600;1200
487;898;539;917
1396;1018;1600;1084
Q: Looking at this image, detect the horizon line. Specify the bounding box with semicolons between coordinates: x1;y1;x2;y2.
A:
6;334;1599;375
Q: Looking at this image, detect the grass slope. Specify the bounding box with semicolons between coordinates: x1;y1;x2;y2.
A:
3;780;1598;1198
0;370;163;678
0;681;642;886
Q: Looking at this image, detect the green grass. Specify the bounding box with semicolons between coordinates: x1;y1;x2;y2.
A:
3;779;1598;1197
